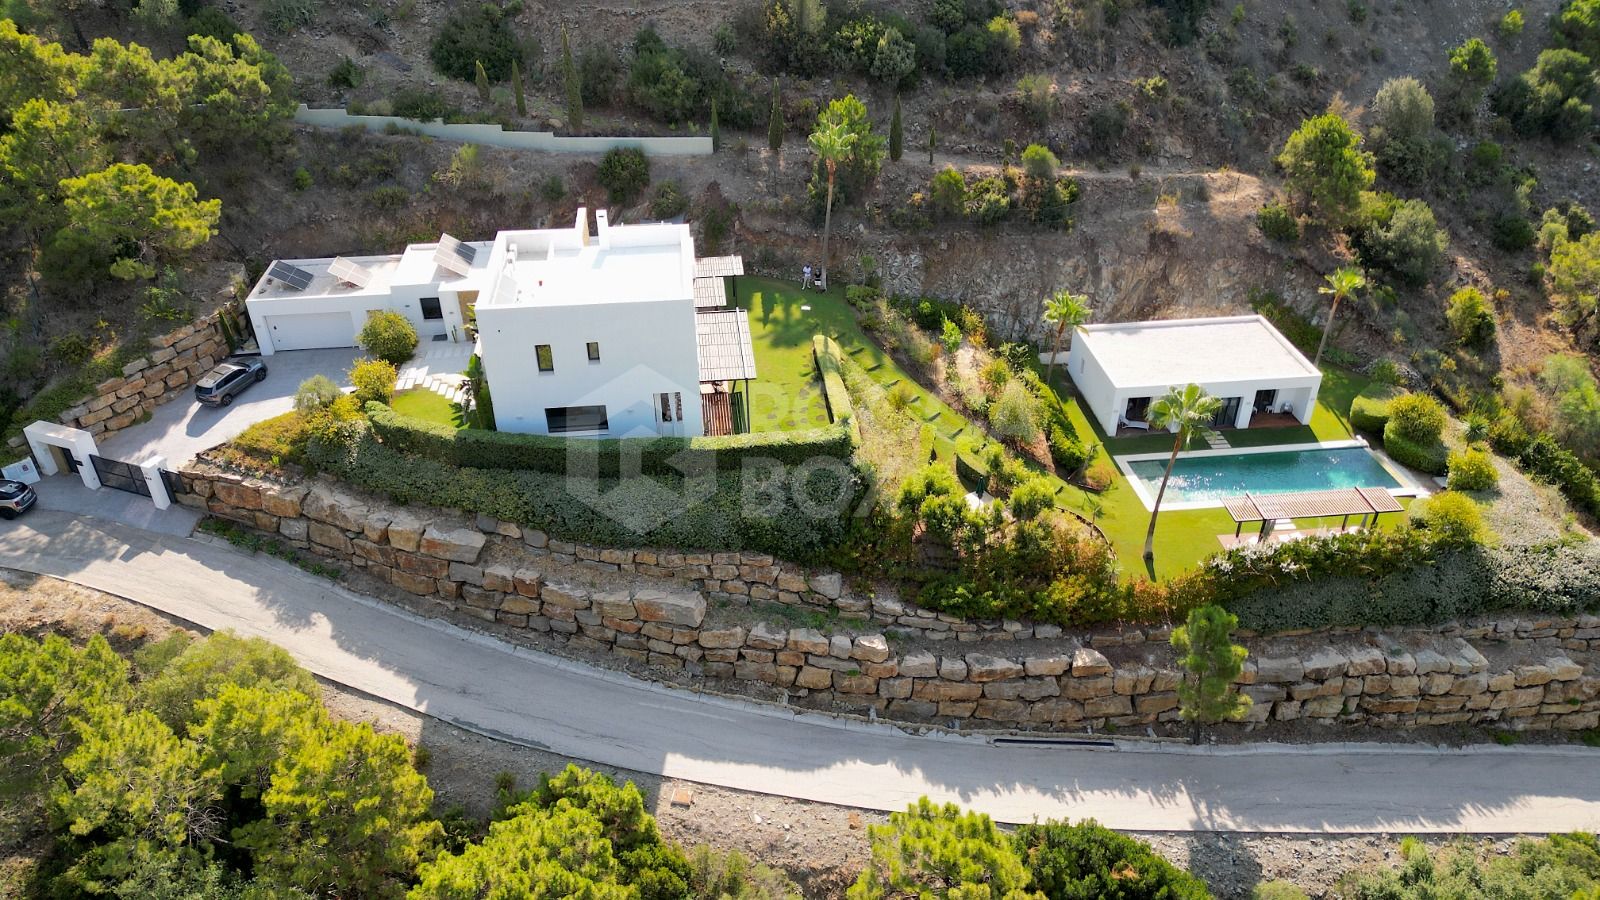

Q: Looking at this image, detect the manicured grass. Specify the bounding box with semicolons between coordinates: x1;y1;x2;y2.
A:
390;389;462;428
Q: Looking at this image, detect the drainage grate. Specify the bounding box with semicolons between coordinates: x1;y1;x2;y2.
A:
991;736;1115;748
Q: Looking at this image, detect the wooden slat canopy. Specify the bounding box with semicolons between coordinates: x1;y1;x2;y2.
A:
1224;487;1403;524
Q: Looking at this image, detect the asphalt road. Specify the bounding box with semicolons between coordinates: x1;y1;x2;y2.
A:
4;509;1598;833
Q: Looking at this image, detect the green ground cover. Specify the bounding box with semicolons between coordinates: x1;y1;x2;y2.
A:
731;276;1398;580
389;389;461;428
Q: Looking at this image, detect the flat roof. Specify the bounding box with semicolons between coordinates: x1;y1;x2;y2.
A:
249;240;493;301
482;213;695;309
1076;315;1320;388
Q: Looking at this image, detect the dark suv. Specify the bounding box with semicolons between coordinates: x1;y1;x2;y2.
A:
0;479;37;519
194;358;268;407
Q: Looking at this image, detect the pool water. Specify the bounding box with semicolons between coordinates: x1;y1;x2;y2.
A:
1122;446;1402;505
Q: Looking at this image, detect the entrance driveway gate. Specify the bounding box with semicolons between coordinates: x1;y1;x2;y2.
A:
90;454;152;498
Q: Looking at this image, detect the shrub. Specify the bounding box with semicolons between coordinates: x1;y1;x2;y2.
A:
1352;193;1447;287
1015;820;1213;900
391;87;454;121
813;335;859;444
598;146;650;205
430;4;524;82
348;358;397;406
578;47;619;106
358;311;418;366
988;380;1040;444
1387;392;1446;443
262;0;314;32
1447;447;1499;491
1349;384;1401;433
929;167;966;219
1015;73;1055;123
1500;9;1524;38
294;375;342;415
1516;433;1600;516
1445;286;1496;348
1413;491;1488;545
869;28;917;86
1384;419;1449;474
1006;477;1055;521
963;175;1010;225
1252;882;1309;900
229;411;311;464
1020;143;1058;181
1047;423;1088;474
648;180;690;219
1256;200;1300;242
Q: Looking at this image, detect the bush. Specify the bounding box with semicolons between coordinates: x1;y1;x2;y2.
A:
1047;422;1089;474
598;146;650;205
1445;286;1496;348
1252;882;1308;900
648;180;690;219
988;380;1040;445
294;375;342;416
348;358;397;406
1016;73;1055;123
963;175;1010;225
1516;433;1600;517
1387;392;1446;443
391;87;454;121
1256;200;1300;242
1349;384;1401;434
358;311;418;366
1383;419;1449;474
305;421;861;560
930;167;966;219
262;0;314;32
1413;492;1488;544
1447;447;1499;491
1020;143;1058;181
1352;192;1447;287
1014;820;1213;900
813;335;859;445
430;4;525;82
229;411;310;464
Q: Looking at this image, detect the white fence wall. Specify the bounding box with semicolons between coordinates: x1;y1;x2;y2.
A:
294;105;713;156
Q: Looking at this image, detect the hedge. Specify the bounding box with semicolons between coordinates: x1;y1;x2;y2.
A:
366;403;854;477
812;334;862;446
1382;420;1448;474
1517;434;1600;517
306;422;863;559
1349;384;1402;434
955;450;988;489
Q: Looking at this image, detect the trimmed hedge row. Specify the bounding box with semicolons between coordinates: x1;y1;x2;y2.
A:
1514;433;1600;517
306;422;863;559
366;402;853;477
812;335;862;446
1382;420;1449;475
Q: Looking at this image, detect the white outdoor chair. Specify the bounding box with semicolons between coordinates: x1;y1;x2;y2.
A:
1119;416;1151;432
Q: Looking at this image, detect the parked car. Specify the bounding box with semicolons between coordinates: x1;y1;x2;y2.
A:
194;358;268;407
0;479;37;519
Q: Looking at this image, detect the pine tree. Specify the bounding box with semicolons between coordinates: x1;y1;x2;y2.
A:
562;28;582;131
511;58;526;116
1170;605;1252;744
889;94;903;162
767;78;784;154
927;125;936;165
710;98;720;152
474;59;490;103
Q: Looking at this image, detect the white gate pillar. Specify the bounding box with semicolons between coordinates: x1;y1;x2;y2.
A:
22;421;100;489
140;455;171;509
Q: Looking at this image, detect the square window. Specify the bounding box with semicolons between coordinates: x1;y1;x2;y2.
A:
536;345;553;372
587;341;600;362
420;297;443;320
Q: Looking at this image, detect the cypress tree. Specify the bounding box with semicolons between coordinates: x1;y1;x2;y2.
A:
889;94;903;162
927;125;936;165
474;59;490;103
710;98;720;152
562;28;582;131
767;78;784;153
511;59;526;116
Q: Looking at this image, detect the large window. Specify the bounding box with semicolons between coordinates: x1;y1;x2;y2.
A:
536;344;553;372
546;405;608;433
420;297;443;320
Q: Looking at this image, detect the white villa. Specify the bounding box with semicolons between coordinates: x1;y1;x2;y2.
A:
1067;315;1322;436
244;210;755;437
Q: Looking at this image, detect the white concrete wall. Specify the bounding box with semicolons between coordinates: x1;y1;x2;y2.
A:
296;106;713;156
1067;338;1119;435
476;297;704;437
248;285;468;355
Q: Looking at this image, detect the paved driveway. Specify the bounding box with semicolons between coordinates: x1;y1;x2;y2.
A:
97;348;359;467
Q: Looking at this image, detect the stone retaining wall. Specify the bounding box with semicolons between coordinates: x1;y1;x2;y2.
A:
55;305;243;439
180;466;1600;734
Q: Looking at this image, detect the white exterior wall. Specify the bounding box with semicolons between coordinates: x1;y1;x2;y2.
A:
295;106;713;156
476;298;704;437
1067;336;1120;435
247;284;469;355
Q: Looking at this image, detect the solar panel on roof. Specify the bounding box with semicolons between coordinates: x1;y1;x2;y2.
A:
267;261;314;291
433;233;478;276
328;257;372;288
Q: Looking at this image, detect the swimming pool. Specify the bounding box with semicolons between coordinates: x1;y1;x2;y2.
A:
1116;441;1412;510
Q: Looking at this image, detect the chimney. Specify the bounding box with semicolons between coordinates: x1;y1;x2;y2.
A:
574;207;589;246
595;209;610;249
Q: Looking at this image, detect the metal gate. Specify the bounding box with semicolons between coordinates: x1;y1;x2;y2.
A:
159;468;184;499
89;454;151;497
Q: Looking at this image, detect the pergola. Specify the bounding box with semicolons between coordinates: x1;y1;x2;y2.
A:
1222;487;1404;539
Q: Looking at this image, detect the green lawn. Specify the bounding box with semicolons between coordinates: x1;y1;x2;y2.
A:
732;276;1399;581
390;389;462;428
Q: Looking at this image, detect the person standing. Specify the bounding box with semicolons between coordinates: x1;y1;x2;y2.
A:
802;263;812;289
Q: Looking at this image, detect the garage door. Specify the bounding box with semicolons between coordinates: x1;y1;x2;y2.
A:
265;312;355;351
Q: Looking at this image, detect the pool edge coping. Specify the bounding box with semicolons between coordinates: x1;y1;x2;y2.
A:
1112;438;1424;512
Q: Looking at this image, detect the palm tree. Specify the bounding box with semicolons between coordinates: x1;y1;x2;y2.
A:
1314;266;1366;368
808;121;856;292
1042;290;1090;388
1142;384;1222;559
